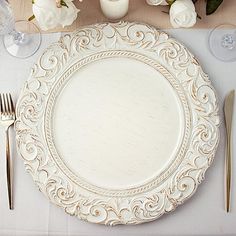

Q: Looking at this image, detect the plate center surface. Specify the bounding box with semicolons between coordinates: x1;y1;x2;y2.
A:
53;57;183;189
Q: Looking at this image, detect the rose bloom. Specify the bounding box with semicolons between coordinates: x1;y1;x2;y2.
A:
33;0;79;31
169;0;197;28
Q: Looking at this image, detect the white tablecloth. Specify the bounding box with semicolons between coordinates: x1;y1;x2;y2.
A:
0;29;235;236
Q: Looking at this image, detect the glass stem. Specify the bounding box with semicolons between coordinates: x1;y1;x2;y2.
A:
9;29;26;45
221;31;236;50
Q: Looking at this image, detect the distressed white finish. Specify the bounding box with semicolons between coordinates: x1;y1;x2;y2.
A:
53;57;183;189
15;22;220;225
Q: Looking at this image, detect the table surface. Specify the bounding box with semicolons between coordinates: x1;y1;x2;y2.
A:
0;28;236;236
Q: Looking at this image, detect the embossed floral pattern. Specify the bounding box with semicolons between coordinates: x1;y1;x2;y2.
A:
15;22;219;225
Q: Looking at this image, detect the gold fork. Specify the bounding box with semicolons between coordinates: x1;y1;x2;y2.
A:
0;93;15;210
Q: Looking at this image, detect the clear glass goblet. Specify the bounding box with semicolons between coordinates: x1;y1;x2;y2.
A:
208;24;236;62
0;0;41;58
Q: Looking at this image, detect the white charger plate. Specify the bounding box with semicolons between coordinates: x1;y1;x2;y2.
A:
16;22;220;225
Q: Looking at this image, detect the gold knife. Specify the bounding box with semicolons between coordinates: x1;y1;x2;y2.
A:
224;90;235;212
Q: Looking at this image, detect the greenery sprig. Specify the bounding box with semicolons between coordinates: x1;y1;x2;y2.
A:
206;0;223;15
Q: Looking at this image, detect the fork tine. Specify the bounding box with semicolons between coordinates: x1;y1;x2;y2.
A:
9;93;15;114
0;94;3;114
4;93;9;115
7;93;12;114
1;94;6;115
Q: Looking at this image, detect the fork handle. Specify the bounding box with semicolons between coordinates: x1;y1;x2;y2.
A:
5;127;13;210
225;128;232;213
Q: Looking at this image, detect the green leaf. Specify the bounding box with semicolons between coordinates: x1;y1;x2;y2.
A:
197;13;202;19
166;0;175;5
206;0;223;15
28;15;35;21
61;0;69;8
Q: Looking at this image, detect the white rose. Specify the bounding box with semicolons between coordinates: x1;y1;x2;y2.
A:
169;0;197;28
32;0;79;31
146;0;168;5
60;0;80;28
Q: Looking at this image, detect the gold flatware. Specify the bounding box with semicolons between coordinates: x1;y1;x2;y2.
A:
0;93;15;210
224;90;235;213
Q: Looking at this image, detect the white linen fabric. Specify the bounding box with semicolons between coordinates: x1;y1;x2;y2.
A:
0;29;235;236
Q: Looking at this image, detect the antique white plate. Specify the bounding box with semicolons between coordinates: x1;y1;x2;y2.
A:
16;22;220;225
